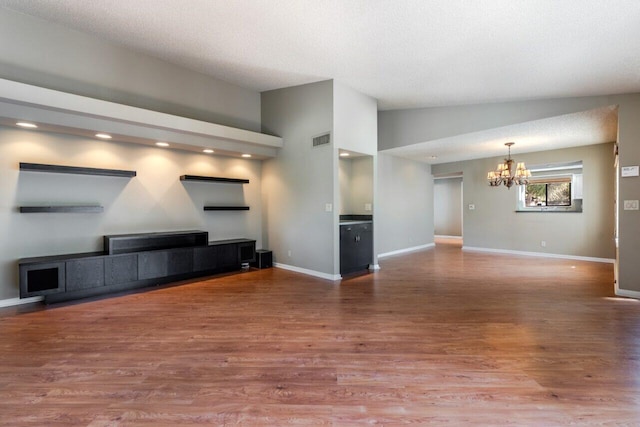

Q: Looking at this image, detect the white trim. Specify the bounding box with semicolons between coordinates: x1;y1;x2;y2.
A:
378;243;435;259
615;286;640;300
434;235;462;240
0;78;282;157
0;296;43;308
273;263;341;281
462;246;615;264
433;173;463;179
368;264;381;271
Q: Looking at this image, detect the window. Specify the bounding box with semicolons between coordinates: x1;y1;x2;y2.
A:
525;180;571;207
516;160;582;213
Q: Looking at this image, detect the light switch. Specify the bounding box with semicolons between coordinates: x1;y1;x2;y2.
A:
325;203;333;212
364;203;372;211
623;200;639;210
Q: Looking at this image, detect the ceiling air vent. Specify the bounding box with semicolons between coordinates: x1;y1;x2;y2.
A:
312;132;331;148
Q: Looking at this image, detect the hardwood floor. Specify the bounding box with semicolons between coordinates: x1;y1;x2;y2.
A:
1;244;639;426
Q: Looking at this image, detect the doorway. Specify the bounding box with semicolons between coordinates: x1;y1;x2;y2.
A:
434;175;463;246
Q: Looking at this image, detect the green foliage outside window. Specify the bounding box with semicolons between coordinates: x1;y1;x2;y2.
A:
547;183;571;206
525;182;571;207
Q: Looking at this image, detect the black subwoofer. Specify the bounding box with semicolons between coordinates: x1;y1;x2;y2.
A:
252;250;272;269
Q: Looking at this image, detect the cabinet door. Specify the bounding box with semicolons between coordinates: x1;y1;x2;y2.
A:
356;223;373;267
238;241;256;263
168;248;194;276
218;244;239;267
66;258;105;291
138;251;168;280
20;262;66;298
105;254;138;285
340;225;358;274
193;246;218;272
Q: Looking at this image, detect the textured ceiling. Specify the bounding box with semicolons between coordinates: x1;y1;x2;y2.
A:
2;0;639;111
384;105;619;164
0;0;634;161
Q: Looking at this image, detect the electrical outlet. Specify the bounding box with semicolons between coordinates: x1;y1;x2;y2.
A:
288;250;292;257
365;203;372;211
541;240;546;247
623;200;639;210
468;204;475;210
325;203;333;212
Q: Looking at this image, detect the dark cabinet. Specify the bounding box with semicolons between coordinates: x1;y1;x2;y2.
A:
239;241;256;263
138;248;194;279
138;251;169;280
193;246;218;272
19;231;256;303
218;244;239;267
66;258;105;291
340;222;373;275
19;262;66;297
105;254;138;285
167;248;194;276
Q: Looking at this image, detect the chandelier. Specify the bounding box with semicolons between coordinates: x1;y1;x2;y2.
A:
487;142;531;188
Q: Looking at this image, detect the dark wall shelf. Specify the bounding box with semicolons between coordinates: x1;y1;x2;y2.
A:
20;162;136;178
204;206;250;211
180;175;249;184
19;206;104;213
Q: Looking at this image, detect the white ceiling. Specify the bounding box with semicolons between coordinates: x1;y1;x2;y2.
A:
1;0;637;161
385;105;618;164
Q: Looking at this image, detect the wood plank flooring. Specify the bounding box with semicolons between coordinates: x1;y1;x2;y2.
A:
1;242;639;426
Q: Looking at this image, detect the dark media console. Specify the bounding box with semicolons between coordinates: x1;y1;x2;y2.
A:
19;230;255;303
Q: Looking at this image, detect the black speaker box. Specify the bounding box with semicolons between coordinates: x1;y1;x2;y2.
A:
252;250;272;269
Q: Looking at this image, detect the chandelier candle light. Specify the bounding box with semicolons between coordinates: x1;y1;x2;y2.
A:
487;142;531;188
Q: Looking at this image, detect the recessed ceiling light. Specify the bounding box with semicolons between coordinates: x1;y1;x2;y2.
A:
203;149;214;154
155;142;170;147
16;122;38;129
241;154;252;158
95;133;112;139
339;152;350;157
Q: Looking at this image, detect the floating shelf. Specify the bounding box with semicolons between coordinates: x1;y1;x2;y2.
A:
180;175;249;184
204;206;250;211
20;205;104;213
20;162;136;178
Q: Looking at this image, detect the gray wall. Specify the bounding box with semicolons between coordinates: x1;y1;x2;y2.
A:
434;177;463;237
616;94;640;294
350;157;374;215
339;156;373;215
378;95;615;151
333;81;379;270
379;93;640;295
0;127;263;300
377;153;434;255
432;143;615;259
0;8;261;131
333;81;378;156
261;81;335;275
339;157;353;215
0;7;267;301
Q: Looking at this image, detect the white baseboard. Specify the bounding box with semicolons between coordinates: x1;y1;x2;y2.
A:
368;264;381;271
434;235;462;240
378;243;435;259
614;287;640;300
273;263;341;281
462;246;615;264
0;296;43;308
